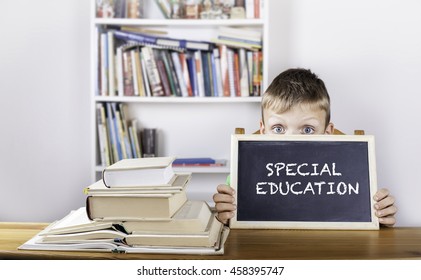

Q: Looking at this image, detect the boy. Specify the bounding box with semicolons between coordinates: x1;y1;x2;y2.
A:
213;68;397;227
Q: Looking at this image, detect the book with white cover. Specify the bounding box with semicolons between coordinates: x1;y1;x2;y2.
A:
102;156;176;188
85;173;191;195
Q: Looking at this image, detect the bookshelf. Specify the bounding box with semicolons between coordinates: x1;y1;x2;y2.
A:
90;0;269;205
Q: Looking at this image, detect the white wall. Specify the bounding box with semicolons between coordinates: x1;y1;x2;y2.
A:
0;0;91;222
0;0;420;226
268;0;421;226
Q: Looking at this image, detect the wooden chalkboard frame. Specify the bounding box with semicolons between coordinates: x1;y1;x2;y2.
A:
230;134;379;230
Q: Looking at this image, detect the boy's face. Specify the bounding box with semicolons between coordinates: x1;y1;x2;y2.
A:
260;103;334;135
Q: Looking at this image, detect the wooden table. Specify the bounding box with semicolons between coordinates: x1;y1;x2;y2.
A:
1;222;421;260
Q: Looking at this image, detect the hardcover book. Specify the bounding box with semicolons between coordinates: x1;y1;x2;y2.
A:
102;157;176;188
86;189;187;220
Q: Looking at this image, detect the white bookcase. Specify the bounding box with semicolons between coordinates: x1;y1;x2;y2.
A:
90;0;269;205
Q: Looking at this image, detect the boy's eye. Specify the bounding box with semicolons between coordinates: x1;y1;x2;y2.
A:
271;126;285;134
302;126;315;134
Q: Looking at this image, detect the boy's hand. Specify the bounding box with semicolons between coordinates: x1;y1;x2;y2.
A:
374;188;397;227
213;184;236;225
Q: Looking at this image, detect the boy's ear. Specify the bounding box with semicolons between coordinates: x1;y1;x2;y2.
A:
325;122;334;134
259;120;265;134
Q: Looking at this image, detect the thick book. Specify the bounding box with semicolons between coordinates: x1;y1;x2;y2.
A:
86;189;188;220
40;201;212;236
47;206;221;247
102;157;176;188
19;207;229;255
85;173;191;195
123;200;212;233
122;211;222;247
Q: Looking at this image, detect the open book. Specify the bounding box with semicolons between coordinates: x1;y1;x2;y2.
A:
19;206;229;255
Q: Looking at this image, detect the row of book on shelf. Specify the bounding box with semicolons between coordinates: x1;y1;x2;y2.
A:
96;0;264;20
19;157;229;254
96;101;228;167
96;102;156;166
98;27;263;98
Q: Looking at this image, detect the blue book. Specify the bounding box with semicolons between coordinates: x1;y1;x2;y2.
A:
113;30;214;51
172;158;227;167
173;158;216;165
186;54;198;96
201;52;212;97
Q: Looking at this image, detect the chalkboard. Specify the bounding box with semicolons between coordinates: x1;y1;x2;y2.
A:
230;134;379;230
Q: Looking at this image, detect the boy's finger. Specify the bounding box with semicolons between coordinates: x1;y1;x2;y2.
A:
216;212;235;225
378;216;396;227
213;193;235;204
373;188;390;201
216;184;235;195
215;202;237;213
376;205;398;218
374;196;395;211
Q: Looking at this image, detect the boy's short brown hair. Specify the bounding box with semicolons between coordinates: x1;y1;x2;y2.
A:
261;68;331;127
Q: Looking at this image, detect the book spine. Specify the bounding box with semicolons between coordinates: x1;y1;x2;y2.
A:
227;48;236;97
140;51;152;97
194;51;205;97
165;51;182;97
107;31;116;96
96;104;108;166
111;102;127;160
212;48;224;97
206;52;216;97
171;52;189;97
219;45;230;97
233;51;241;97
252;51;261;96
116;47;125;96
130;49;140;96
217;36;262;46
161;50;181;96
118;103;134;159
106;102;119;163
179;53;193;97
186;53;198;96
201;51;212;97
156;58;172;96
133;48;145;96
122;50;134;96
141;47;165;96
100;33;108;96
246;51;253;95
239;48;250;97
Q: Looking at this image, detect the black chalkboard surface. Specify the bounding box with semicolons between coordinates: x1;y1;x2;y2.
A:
230;134;379;230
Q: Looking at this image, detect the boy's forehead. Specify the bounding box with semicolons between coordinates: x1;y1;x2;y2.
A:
265;102;325;116
263;103;328;127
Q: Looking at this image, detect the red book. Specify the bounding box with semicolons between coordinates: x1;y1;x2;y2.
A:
233;52;241;97
219;45;230;97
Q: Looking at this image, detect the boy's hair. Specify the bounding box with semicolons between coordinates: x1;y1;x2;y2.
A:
261;68;331;127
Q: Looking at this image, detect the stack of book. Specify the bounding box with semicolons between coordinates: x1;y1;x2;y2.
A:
19;157;229;255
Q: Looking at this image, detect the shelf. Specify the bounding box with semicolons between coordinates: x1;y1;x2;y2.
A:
95;165;230;174
94;18;265;27
94;96;261;103
173;166;230;174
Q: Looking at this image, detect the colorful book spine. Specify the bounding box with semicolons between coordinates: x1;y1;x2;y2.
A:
171;51;189;97
141;47;164;96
